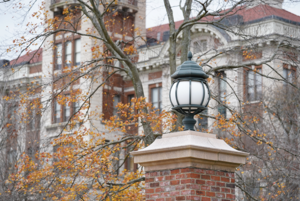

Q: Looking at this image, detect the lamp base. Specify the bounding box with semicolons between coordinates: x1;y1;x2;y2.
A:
182;114;196;131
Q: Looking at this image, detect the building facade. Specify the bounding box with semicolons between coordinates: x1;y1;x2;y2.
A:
1;0;300;199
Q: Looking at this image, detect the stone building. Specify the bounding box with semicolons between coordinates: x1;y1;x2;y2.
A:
1;0;300;199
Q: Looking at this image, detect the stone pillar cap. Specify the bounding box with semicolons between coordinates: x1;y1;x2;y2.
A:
131;130;249;172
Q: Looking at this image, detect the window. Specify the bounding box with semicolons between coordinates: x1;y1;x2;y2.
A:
63;95;71;122
245;67;262;102
113;95;121;116
157;32;161;41
127;94;134;105
55;43;62;70
193;40;207;53
218;72;226;118
53;96;78;124
112;150;120;175
55;38;81;70
151;87;162;113
75;39;81;66
28;100;41;131
73;101;80;114
283;63;296;86
7;104;18;168
65;41;72;67
54;99;61;123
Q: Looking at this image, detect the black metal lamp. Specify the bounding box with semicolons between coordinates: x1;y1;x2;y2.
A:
169;51;211;131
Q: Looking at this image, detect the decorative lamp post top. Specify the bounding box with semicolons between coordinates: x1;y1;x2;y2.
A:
171;51;209;80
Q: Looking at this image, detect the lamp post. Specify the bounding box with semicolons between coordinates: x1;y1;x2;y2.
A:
169;51;210;130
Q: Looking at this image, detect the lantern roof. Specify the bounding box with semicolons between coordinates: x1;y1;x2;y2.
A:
171;51;209;80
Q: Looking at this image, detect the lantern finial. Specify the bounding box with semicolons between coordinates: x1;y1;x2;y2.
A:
188;51;193;60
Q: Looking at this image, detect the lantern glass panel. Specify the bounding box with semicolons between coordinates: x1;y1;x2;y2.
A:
203;84;209;106
170;83;177;106
177;81;190;105
191;81;203;105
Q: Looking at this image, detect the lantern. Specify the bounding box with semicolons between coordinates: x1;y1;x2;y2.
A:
169;51;210;130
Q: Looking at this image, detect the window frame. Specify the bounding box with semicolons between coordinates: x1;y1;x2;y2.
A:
244;65;262;102
52;94;79;124
149;83;162;114
283;63;297;86
53;36;81;71
217;71;227;118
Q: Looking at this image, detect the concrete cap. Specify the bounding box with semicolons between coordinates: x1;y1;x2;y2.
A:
131;130;249;172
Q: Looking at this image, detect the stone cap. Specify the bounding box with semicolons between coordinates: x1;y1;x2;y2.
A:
131;130;249;172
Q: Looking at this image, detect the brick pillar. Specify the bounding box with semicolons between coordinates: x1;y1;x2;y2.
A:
131;131;248;201
145;168;235;201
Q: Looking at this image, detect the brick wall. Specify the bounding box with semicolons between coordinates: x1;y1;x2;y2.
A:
145;167;235;201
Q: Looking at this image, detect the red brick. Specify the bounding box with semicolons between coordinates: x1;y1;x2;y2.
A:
211;187;220;192
150;183;159;187
226;194;235;199
150;172;158;177
226;173;235;178
170;180;180;185
206;181;215;186
156;198;165;201
231;189;235;194
196;179;205;185
150;194;160;198
231;178;235;183
166;198;173;201
160;181;170;186
186;196;201;200
186;184;201;189
206;192;215;197
216;193;225;198
226;184;235;188
146;178;155;182
181;190;195;195
216;171;225;176
221;177;229;182
194;169;205;174
175;185;185;190
181;168;194;173
171;191;180;196
155;187;164;193
216;182;225;187
149;71;162;80
196;190;205;195
155;176;164;181
171;169;180;174
201;175;210;180
176;196;185;200
146;172;150;177
176;174;186;179
206;170;215;175
165;175;175;180
186;173;200;178
146;189;154;193
162;192;171;197
181;179;195;184
221;188;231;193
211;176;220;181
202;197;211;201
201;186;210;191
